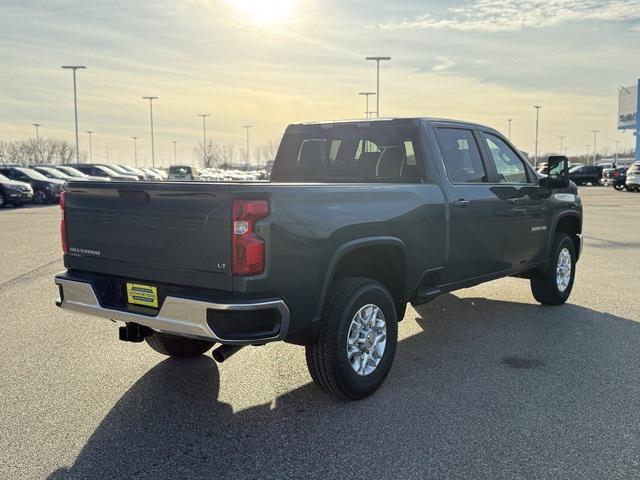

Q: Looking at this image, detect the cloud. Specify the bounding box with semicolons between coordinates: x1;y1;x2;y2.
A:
373;0;640;32
432;56;456;72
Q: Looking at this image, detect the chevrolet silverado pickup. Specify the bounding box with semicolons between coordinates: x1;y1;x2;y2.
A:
55;118;583;399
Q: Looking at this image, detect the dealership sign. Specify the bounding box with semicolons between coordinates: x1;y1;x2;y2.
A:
618;83;638;130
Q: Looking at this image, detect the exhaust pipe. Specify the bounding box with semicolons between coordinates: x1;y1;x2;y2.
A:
212;344;244;363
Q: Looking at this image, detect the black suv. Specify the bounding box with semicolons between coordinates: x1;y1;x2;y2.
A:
0;166;64;204
569;165;604;186
0;173;33;207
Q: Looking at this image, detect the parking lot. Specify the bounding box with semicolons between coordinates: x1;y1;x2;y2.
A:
1;187;639;479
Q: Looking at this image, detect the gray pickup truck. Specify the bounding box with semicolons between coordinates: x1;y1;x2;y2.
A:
55;118;582;399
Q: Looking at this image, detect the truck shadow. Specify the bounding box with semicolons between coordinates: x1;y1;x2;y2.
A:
48;294;640;479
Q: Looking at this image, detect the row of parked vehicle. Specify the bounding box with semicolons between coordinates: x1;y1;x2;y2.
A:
0;163;169;207
536;161;640;191
601;163;640;192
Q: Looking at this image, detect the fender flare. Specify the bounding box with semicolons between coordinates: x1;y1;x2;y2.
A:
313;236;407;322
546;211;582;261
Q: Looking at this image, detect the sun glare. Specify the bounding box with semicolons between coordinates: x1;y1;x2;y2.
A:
224;0;298;26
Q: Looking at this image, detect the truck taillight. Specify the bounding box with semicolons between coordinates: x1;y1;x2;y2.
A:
60;191;68;254
232;199;269;276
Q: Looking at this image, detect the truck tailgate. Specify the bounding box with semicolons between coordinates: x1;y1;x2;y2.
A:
63;182;232;291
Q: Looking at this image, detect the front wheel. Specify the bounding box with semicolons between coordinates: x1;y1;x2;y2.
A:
530;233;576;305
305;277;398;400
145;332;215;358
614;184;625;191
32;189;47;205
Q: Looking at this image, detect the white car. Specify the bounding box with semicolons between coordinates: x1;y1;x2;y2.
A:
168;165;199;181
625;162;640;192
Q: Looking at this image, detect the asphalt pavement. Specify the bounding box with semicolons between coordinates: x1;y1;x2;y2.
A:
1;188;639;479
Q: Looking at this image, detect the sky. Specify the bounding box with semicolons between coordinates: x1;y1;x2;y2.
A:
1;0;639;165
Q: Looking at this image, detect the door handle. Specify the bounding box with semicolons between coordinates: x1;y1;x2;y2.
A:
453;199;470;208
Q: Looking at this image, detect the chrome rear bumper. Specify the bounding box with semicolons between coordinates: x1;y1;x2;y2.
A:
55;276;289;345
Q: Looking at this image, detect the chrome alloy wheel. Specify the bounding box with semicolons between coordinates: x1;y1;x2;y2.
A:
556;247;572;293
346;304;387;376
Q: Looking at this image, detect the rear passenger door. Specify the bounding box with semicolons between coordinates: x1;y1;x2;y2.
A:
479;131;549;267
433;126;506;284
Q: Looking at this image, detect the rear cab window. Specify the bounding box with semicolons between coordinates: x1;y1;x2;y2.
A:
271;121;428;183
434;127;487;183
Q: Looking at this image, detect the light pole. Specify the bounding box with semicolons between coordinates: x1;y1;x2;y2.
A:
558;136;566;154
533;105;542;167
592;130;599;166
172;140;178;165
365;56;391;118
131;136;139;167
198;114;210;164
242;125;252;165
32;123;41;163
62;65;86;162
615;140;620;166
142;96;158;168
507;118;513;140
358;92;376;118
86;130;94;163
585;144;591;162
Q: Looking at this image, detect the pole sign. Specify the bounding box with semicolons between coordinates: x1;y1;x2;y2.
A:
617;80;640;161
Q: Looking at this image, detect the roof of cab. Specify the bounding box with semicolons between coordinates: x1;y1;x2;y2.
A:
293;117;491;129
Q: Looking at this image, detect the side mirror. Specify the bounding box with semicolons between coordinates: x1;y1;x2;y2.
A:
540;155;570;189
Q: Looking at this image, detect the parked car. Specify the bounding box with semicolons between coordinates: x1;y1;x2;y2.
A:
168;165;199;181
148;167;168;180
117;165;163;181
140;167;163;180
54;165;110;182
30;165;84;182
55;117;582;400
568;165;604;186
0;166;64;204
626;162;640;192
0;173;33;207
602;167;627;190
63;164;138;181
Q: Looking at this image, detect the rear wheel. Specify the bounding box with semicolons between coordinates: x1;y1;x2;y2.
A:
145;332;215;358
614;184;625;191
530;233;576;305
305;277;398;400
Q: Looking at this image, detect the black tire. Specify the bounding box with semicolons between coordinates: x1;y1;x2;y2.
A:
13;201;24;207
305;277;398;400
530;233;576;305
0;192;5;208
145;332;215;358
33;189;47;205
614;184;625;191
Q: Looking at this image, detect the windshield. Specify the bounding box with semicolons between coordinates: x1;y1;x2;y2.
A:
36;167;67;179
97;165;121;176
569;166;583;172
107;165;129;174
58;166;86;177
0;173;11;182
16;167;49;180
271;121;425;182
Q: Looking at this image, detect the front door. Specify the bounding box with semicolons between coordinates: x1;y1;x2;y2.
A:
479;131;549;268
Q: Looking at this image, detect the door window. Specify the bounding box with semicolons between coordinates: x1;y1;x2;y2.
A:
435;128;487;183
483;133;529;183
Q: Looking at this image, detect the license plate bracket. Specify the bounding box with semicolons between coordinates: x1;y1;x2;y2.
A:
126;283;158;308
